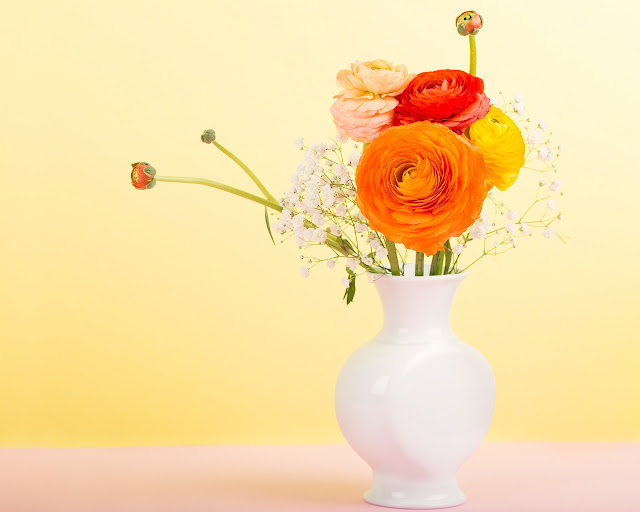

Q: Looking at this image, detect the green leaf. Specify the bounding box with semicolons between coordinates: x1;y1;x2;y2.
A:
264;206;275;245
339;237;356;254
343;270;357;305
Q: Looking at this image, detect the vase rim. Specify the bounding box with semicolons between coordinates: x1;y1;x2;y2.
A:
371;271;468;282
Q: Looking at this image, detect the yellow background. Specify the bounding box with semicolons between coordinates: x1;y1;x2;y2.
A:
1;0;638;446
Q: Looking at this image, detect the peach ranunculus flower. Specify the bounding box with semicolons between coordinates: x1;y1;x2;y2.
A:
330;60;414;143
468;106;525;191
356;121;488;256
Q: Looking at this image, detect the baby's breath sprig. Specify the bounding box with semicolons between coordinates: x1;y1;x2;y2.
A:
272;133;392;303
452;93;567;272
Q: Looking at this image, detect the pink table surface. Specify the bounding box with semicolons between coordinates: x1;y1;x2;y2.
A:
1;443;639;512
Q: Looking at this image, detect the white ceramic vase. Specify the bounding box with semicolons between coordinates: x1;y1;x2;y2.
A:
335;269;495;509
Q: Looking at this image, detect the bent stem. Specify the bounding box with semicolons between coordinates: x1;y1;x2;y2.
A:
155;175;375;272
156;176;281;211
212;141;278;203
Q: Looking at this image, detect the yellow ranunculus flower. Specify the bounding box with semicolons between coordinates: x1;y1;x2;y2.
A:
469;106;525;191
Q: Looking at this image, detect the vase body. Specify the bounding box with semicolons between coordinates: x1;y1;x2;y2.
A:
335;271;495;509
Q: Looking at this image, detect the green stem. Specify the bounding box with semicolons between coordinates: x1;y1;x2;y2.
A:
469;35;477;76
461;252;486;272
429;251;444;276
156;175;376;272
156;176;282;211
361;142;398;275
443;240;453;274
415;252;425;276
385;237;401;276
212;141;278;203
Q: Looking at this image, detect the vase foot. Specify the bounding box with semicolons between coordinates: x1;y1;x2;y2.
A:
363;473;466;509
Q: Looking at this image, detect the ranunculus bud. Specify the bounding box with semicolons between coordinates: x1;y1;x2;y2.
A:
456;11;483;36
200;129;216;144
131;162;157;190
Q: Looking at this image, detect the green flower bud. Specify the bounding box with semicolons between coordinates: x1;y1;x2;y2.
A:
201;129;216;144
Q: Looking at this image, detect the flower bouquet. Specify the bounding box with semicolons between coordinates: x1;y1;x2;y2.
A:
131;10;564;509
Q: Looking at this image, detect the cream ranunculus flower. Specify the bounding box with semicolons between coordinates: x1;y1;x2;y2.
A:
330;60;414;143
468;106;525;191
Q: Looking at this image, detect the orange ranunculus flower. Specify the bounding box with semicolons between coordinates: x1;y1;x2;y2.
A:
468;106;525;191
355;121;487;256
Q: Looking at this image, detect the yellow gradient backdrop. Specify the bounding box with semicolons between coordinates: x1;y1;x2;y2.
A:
1;0;638;446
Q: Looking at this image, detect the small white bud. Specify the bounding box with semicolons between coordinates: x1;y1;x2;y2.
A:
346;258;359;271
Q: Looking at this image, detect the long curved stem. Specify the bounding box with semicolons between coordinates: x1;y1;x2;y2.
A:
212;141;278;203
156;176;282;212
155;175;376;272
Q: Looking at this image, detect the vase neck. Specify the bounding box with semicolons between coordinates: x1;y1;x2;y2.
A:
374;274;465;344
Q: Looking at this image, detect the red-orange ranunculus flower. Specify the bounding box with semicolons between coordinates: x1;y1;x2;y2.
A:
356;121;487;255
393;69;490;134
